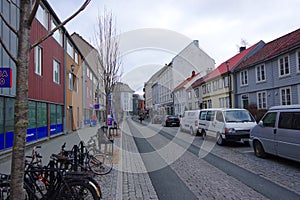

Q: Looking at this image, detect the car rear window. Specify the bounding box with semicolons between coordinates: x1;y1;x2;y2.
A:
278;112;300;130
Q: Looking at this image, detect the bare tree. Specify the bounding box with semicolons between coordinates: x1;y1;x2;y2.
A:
0;0;91;198
94;9;122;122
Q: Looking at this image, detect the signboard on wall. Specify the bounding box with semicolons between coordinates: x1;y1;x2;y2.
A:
0;68;12;88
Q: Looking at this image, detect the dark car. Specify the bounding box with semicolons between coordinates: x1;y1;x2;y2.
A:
162;115;180;127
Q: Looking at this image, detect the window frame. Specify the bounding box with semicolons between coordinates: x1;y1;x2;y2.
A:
51;18;63;46
34;46;43;76
257;91;267;109
36;4;48;29
296;50;300;73
240;70;248;86
256;64;266;83
278;55;290;77
53;59;60;84
280;86;292;105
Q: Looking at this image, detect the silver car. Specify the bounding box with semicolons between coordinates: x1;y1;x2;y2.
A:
250;105;300;162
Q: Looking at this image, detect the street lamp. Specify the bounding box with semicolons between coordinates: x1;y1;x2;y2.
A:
226;61;232;108
71;64;75;73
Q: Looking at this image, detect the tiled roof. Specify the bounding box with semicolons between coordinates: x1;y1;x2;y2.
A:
174;71;201;91
235;28;300;71
198;41;262;84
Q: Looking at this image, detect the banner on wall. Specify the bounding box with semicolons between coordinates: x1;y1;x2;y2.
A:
0;68;12;88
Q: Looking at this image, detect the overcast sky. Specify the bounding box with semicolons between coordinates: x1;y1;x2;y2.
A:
48;0;300;93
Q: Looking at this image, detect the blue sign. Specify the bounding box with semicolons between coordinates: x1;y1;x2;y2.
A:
94;104;100;109
0;68;12;88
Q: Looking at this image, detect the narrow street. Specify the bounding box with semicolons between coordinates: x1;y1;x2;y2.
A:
1;117;299;199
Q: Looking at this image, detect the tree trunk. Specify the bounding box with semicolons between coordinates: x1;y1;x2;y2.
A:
10;1;31;199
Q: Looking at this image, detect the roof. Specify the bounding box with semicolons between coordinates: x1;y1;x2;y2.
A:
203;41;263;82
173;71;201;91
235;28;300;71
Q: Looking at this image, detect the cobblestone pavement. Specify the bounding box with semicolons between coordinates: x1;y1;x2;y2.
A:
99;118;299;199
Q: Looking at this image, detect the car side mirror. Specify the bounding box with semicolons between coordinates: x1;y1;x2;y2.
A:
258;121;264;127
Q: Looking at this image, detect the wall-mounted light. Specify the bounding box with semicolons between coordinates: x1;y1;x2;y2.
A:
71;64;75;72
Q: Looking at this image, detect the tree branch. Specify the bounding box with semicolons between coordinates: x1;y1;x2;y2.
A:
27;0;40;26
31;0;91;49
0;12;18;35
0;36;17;64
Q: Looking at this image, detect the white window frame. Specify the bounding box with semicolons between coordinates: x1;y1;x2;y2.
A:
297;51;300;73
256;64;266;83
280;86;292;105
51;18;62;46
278;55;290;77
240;70;248;86
34;46;42;76
53;59;60;84
68;73;73;90
224;76;229;87
75;51;79;64
257;91;267;109
67;40;74;58
36;5;48;29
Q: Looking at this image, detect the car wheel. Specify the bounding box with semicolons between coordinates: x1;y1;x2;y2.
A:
253;141;266;158
217;134;225;145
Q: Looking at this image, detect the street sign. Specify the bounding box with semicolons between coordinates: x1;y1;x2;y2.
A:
0;68;12;88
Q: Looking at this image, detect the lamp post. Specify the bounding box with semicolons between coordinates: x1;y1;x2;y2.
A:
226;61;232;108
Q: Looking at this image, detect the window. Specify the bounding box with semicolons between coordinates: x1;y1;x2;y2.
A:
207;83;211;93
36;5;48;29
188;91;192;99
262;112;277;127
297;51;300;73
240;70;248;86
67;40;74;58
257;91;267;109
194;88;199;98
69;73;73;90
87;68;90;78
216;111;224;122
256;64;266;82
206;111;215;121
279;55;290;77
224;76;229;87
34;46;42;75
219;97;225;108
207;99;212;108
75;51;79;64
213;81;217;91
280;87;291;105
202;85;206;94
53;60;60;84
51;18;62;46
218;79;223;89
199;111;207;120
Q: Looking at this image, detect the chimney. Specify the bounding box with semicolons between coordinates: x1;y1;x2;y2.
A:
193;40;199;47
239;46;246;52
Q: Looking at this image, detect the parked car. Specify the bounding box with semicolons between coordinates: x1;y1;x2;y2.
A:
198;108;256;145
180;110;201;135
152;115;163;124
162;115;180;127
250;105;300;162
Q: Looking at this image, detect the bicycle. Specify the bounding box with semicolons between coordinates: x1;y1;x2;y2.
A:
52;141;113;176
0;145;102;199
0;173;10;200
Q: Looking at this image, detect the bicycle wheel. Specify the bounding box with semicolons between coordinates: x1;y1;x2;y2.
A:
88;153;113;175
57;181;101;200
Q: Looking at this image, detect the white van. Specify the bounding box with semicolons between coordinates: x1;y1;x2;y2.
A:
250;105;300;162
180;110;201;135
198;108;256;145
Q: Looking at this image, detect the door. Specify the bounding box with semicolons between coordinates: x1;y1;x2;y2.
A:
253;111;277;154
213;111;225;135
68;106;73;133
205;111;216;137
276;112;300;161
